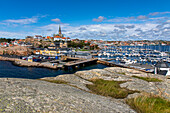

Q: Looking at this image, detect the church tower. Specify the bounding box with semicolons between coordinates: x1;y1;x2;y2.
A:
59;25;61;34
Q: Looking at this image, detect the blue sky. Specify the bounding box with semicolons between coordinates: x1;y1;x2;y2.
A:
0;0;170;40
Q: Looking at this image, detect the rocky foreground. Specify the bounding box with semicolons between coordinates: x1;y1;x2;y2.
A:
0;67;169;112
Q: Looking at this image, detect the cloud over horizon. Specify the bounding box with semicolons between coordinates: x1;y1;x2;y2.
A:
0;12;170;41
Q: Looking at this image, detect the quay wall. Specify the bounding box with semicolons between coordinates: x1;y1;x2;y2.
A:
0;56;57;69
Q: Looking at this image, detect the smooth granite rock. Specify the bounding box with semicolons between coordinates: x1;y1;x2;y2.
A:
0;66;169;112
41;74;93;91
0;78;136;113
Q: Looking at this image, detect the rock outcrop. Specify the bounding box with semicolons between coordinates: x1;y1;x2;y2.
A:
0;66;169;112
0;78;136;113
0;46;32;56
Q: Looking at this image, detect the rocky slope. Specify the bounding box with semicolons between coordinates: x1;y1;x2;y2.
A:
0;46;32;56
0;67;169;112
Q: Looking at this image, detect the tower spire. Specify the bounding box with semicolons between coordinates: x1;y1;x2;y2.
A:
59;25;61;34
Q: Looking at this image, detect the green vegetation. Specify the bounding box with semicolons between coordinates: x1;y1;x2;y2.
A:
39;79;68;84
68;40;90;48
75;49;90;51
86;79;138;99
126;95;170;113
132;76;162;82
0;38;16;43
117;72;126;75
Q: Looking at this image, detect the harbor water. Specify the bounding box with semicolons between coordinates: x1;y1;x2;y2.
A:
0;61;107;79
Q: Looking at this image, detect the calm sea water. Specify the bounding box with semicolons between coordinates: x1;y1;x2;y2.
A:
0;61;107;79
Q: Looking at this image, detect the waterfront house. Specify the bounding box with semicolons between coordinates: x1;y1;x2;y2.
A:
154;61;170;76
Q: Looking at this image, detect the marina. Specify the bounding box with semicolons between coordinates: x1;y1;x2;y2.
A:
94;45;170;75
96;45;170;64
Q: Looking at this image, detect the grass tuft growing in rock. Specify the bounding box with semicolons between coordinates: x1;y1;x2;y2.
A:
126;94;170;113
132;76;162;82
117;72;126;75
38;79;68;84
86;79;138;99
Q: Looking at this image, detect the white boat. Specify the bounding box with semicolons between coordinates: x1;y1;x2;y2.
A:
98;53;102;56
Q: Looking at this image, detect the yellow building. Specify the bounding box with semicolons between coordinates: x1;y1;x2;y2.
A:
27;57;33;62
40;48;58;56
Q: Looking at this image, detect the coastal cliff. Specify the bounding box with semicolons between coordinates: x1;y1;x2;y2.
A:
0;67;169;112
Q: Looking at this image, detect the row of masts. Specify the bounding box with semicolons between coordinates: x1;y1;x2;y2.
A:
97;46;170;64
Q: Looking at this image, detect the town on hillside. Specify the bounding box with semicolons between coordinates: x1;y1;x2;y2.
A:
0;26;170;76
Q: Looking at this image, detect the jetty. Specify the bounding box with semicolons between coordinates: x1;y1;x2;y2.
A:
98;59;153;73
64;58;98;68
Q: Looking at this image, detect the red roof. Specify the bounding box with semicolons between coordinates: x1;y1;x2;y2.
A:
54;36;61;38
46;36;50;39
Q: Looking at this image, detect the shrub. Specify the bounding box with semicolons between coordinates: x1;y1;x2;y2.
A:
126;95;170;113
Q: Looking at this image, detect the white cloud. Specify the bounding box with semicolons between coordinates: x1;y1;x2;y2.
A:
3;17;38;25
0;31;33;38
93;16;106;22
1;21;169;41
51;18;61;22
149;11;170;16
166;20;170;23
38;23;169;41
137;15;148;20
1;12;170;41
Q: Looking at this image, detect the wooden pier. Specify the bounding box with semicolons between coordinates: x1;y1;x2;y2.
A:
64;58;98;68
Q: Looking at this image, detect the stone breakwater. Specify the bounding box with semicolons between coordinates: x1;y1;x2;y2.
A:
0;56;57;69
0;67;169;112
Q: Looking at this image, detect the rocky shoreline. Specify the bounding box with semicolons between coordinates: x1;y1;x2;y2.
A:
0;56;169;112
0;56;57;69
0;66;169;112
